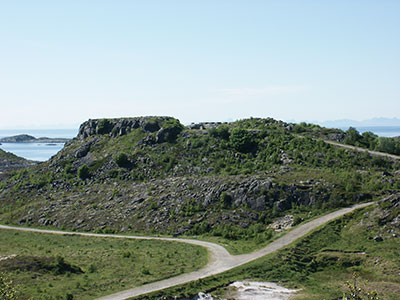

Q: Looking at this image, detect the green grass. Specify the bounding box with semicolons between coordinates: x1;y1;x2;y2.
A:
186;235;269;255
184;230;288;255
0;230;208;300
181;202;356;255
131;204;399;300
0;149;26;162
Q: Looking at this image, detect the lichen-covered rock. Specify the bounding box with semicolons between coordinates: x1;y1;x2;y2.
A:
77;116;176;139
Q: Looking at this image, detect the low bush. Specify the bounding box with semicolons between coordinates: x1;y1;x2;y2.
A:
77;165;90;180
114;152;131;168
97;119;112;134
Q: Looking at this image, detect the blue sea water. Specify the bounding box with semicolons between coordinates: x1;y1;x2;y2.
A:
337;126;400;137
355;126;400;137
0;143;65;162
0;129;77;140
0;129;78;162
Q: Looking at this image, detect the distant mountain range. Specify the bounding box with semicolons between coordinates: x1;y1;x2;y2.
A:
289;117;400;128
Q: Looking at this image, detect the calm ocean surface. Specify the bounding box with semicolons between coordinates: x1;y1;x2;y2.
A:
0;126;399;162
338;126;400;137
0;129;78;162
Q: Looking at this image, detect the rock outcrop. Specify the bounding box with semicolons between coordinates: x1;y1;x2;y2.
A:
78;116;175;139
3;174;338;235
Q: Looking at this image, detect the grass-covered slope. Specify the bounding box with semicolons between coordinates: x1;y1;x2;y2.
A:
136;195;399;300
0;117;399;242
0;230;207;300
0;148;36;175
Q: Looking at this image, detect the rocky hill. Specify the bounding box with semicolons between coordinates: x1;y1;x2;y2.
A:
0;117;399;239
0;149;37;178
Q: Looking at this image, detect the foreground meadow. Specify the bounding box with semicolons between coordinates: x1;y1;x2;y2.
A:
0;230;207;300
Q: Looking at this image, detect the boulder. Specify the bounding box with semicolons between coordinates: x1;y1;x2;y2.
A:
74;145;91;158
155;128;169;143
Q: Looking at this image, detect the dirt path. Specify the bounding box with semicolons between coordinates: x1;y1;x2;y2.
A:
325;140;400;160
0;202;373;300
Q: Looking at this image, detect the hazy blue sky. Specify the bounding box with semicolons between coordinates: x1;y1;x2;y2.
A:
1;1;399;129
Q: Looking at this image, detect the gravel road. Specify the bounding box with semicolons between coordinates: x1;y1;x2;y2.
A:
325;140;400;160
0;202;373;300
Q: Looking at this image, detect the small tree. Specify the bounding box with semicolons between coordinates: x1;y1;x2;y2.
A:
77;164;90;180
344;127;362;146
360;131;377;148
375;137;397;155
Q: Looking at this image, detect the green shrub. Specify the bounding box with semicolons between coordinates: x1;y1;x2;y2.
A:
293;216;303;226
162;119;184;142
141;267;151;275
87;263;96;273
97;119;112;134
114;152;130;168
220;192;232;208
216;125;230;140
229;128;257;153
344;127;362;146
66;293;74;300
64;164;74;175
77;165;90;180
375;137;398;155
209;125;230;140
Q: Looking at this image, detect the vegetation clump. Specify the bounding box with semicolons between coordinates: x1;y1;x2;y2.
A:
0;255;82;275
208;124;230;140
160;118;184;142
114;152;131;168
97;119;112;135
77;164;90;180
229;128;257;153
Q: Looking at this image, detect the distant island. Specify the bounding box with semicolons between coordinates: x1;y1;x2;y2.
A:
0;134;70;144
